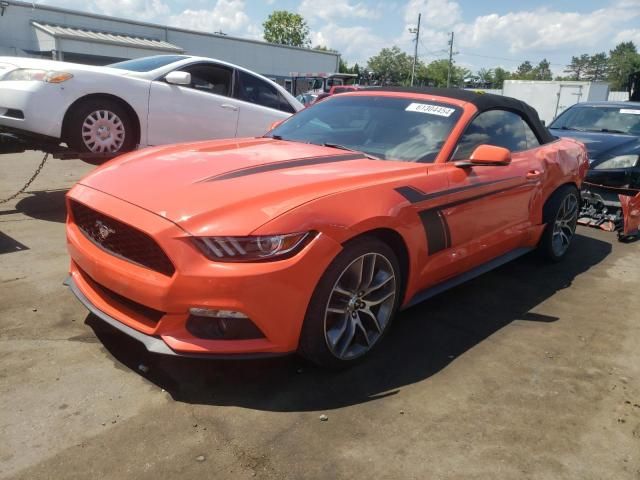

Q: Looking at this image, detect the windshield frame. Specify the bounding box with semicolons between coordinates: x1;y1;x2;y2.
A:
266;93;463;164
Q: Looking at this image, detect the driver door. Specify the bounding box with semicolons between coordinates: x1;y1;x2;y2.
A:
442;109;544;270
147;62;239;145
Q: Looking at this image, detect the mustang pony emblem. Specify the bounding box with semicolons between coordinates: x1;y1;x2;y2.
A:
95;220;115;240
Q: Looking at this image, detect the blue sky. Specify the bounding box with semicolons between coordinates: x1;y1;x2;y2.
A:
42;0;640;75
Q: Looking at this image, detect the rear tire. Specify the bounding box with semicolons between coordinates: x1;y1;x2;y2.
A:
538;185;580;262
64;99;137;156
298;237;401;369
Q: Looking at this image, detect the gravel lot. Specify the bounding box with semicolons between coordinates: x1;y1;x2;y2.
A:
1;151;639;480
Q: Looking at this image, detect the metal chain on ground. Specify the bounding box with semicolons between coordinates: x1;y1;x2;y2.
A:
0;153;49;205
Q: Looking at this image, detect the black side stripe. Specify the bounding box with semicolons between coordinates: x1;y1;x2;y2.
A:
395;176;521;204
204;153;364;181
398;178;530;255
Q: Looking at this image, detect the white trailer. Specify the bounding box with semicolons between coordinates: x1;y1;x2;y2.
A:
502;80;610;125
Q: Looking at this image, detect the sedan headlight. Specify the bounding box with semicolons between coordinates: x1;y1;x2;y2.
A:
1;68;73;83
194;232;314;262
593;154;639;170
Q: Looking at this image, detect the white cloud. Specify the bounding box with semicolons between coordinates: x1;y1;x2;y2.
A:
404;0;461;28
614;28;640;45
310;23;386;64
456;6;637;53
300;0;380;22
169;0;250;34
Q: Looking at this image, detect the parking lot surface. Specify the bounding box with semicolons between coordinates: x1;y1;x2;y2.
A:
1;151;639;479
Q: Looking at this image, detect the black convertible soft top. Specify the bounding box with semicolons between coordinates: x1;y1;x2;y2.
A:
364;87;556;144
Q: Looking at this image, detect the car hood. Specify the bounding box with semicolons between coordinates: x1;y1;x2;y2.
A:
0;56;131;76
79;138;423;235
550;129;640;166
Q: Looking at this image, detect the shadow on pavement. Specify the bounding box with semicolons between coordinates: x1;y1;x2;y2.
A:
86;232;612;412
10;189;68;223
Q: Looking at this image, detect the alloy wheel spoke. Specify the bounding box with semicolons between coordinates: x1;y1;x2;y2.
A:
337;316;357;358
364;290;395;307
358;306;382;334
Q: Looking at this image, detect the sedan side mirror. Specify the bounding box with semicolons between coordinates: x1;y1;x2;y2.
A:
165;71;191;86
456;144;512;167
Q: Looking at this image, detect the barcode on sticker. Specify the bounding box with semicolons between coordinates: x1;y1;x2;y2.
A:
620;109;640;115
405;103;455;117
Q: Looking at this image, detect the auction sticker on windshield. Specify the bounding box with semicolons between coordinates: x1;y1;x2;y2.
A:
620;109;640;115
405;103;456;117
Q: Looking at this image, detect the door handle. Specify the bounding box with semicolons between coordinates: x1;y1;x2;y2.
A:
221;104;238;111
526;170;543;180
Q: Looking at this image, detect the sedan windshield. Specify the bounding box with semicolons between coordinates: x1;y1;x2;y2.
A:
108;55;190;72
550;105;640;135
267;95;462;162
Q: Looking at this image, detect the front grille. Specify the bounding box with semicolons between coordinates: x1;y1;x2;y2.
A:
80;267;165;323
70;200;175;276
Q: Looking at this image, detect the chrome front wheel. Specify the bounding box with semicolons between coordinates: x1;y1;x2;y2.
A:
324;253;397;360
551;192;579;257
299;237;401;368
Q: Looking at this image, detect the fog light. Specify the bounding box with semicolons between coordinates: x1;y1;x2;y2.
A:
189;307;248;319
186;309;264;340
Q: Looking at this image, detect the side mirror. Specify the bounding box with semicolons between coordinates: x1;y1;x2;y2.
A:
165;71;191;86
456;145;512;167
269;120;283;131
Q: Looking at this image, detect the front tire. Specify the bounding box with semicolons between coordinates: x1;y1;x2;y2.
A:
298;237;401;369
539;185;580;261
64;99;137;155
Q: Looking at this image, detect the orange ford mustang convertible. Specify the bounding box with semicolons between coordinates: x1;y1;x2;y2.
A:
65;88;588;367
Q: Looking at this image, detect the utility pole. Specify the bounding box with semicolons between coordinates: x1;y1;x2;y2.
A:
409;13;421;86
446;31;454;88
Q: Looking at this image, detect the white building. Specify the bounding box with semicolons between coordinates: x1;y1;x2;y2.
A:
0;0;340;85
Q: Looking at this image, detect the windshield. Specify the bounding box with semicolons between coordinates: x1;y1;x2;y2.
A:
267;95;461;163
108;55;189;72
550;105;640;135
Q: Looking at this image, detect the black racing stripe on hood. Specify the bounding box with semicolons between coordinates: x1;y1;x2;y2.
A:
204;153;364;182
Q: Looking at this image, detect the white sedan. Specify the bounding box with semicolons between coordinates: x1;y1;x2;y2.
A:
0;55;303;154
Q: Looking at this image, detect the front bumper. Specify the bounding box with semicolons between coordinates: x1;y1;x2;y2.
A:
0;81;70;138
64;275;288;359
66;184;342;356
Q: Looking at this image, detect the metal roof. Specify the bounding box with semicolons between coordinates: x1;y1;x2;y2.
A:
31;21;184;52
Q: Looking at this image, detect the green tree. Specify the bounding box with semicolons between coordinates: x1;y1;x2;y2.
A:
420;59;468;87
585;52;608;81
607;41;640;90
493;67;511;88
263;11;310;47
564;54;590;80
476;68;494;86
514;60;534;79
532;59;552;80
366;46;413;85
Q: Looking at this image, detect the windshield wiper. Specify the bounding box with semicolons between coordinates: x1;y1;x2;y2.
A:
584;128;628;134
557;126;587;132
322;143;381;161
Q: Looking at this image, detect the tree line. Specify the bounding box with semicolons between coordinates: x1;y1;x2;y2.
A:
261;10;640;91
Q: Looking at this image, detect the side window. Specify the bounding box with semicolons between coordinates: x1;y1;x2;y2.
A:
178;63;232;97
278;92;296;114
236;70;285;111
523;121;540;149
453;110;532;160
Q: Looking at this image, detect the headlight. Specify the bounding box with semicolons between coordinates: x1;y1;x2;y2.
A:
2;68;73;83
194;232;314;262
593;155;639;170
